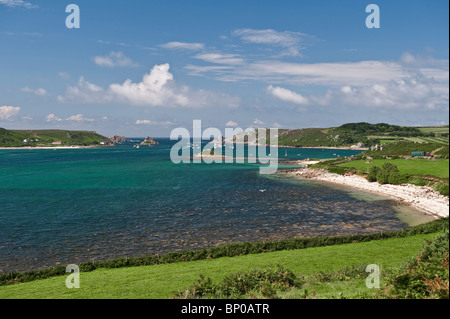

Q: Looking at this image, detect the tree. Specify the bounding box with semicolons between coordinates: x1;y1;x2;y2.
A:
367;166;381;182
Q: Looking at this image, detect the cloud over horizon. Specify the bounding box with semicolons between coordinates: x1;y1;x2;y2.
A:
0;0;38;9
160;42;205;51
233;28;307;57
267;85;309;105
0;106;21;120
94;51;138;68
46;113;94;123
58;63;240;109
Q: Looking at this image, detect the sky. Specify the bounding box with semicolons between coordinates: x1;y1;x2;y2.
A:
0;0;449;137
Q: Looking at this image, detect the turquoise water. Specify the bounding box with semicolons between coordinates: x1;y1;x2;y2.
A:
0;139;413;273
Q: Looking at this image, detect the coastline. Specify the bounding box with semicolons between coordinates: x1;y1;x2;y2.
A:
230;141;368;151
279;145;369;151
0;145;112;150
287;168;449;219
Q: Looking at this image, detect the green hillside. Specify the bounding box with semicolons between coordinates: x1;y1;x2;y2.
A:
276;123;449;148
0;128;109;147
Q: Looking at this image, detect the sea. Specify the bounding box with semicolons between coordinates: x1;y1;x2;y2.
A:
0;138;433;273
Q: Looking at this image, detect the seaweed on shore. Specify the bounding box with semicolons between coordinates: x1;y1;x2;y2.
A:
0;217;447;286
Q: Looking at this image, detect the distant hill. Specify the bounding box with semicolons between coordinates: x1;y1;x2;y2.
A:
0;128;109;147
276;123;449;148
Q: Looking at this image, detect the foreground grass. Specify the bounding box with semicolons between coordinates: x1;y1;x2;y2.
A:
338;159;449;179
0;233;438;299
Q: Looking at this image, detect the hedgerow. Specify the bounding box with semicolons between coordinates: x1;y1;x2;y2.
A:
0;217;447;286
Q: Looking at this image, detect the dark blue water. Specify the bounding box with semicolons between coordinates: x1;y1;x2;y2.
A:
0;139;410;273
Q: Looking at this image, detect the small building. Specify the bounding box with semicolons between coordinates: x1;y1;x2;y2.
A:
52;141;62;145
411;151;425;156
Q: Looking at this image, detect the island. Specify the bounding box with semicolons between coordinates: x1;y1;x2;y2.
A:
0;128;111;148
108;135;129;144
140;136;159;146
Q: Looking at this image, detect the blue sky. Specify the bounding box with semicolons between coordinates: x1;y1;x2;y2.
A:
0;0;448;137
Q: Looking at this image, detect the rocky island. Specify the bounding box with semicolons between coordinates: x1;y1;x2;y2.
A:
140;136;159;146
108;135;128;144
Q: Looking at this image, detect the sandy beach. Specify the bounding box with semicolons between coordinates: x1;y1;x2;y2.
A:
0;145;110;150
287;168;449;219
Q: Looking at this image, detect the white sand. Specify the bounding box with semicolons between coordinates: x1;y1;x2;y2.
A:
288;168;449;219
0;146;106;150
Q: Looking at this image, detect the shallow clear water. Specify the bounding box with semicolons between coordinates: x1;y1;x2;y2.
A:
0;139;426;273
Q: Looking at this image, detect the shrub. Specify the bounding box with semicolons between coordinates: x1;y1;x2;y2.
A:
388;173;408;185
369;163;405;185
367;166;381;182
328;166;347;175
174;264;303;299
309;264;368;283
381;230;449;299
434;183;449;196
408;176;429;187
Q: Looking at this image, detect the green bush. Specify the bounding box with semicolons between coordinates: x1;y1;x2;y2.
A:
367;166;381;182
434;183;449;196
367;163;407;185
408;176;429;187
377;163;400;184
308;264;368;283
388;173;408;185
381;230;449;299
328;166;347;175
174;264;303;299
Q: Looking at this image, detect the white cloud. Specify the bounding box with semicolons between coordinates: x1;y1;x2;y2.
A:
272;122;282;128
189;52;448;111
57;77;108;104
194;53;244;65
253;118;265;126
46;113;94;122
0;106;20;120
0;0;38;9
243;60;406;86
58;63;240;109
46;113;62;122
188;60;408;85
108;63;188;106
267;85;308;105
21;87;47;96
225;120;238;127
66;114;94;122
58;72;70;79
136;119;175;126
94;51;138;68
400;52;416;64
160;42;205;51
184;64;234;77
313;76;449;110
233;28;306;56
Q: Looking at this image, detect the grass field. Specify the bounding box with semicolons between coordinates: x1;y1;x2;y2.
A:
0;233;438;299
419;126;450;134
338;158;449;179
366;126;449;146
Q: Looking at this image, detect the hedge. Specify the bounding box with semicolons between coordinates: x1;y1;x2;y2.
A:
0;217;448;286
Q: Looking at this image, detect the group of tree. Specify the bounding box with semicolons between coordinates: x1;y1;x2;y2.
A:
367;163;406;185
